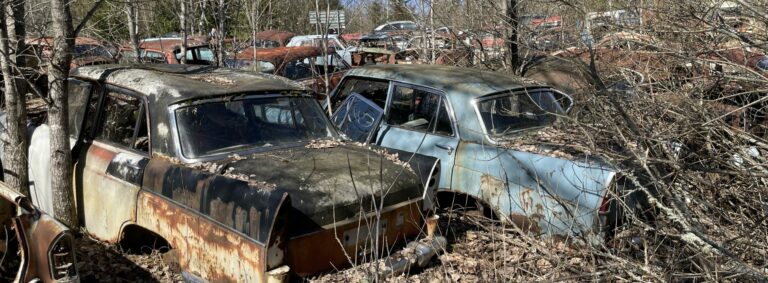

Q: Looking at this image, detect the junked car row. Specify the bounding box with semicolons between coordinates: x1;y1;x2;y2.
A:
0;22;657;283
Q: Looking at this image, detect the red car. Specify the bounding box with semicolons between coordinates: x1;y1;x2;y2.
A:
229;46;350;98
120;37;214;65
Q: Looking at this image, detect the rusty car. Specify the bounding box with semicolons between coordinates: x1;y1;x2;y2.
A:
286;34;356;65
252;30;295;48
11;64;441;282
326;65;634;242
227;46;350;98
119;38;214;65
26;36;117;69
25;36;117;92
0;181;78;282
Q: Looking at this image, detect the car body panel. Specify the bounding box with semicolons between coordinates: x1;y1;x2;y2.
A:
0;182;79;283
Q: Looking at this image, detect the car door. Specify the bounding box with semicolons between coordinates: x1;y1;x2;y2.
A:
375;83;459;189
75;86;150;242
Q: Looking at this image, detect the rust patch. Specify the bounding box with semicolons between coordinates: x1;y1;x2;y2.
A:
480;174;506;201
136;192;269;282
508;213;541;234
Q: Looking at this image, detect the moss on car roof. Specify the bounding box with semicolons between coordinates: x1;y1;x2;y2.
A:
72;64;307;107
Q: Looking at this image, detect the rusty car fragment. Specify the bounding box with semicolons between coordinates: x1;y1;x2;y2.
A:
10;64;441;282
327;65;634;243
0;181;78;283
227;46;350;97
253;30;295;48
119;38;213;65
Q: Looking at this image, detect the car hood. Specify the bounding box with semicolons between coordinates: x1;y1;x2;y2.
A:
216;144;424;230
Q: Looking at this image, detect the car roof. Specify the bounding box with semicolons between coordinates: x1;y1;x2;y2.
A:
137;38;209;53
73;64;307;107
290;34;340;40
345;65;537;99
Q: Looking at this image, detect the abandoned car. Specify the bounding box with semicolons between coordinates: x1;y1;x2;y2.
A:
119;38;214;65
286;34;356;65
0;181;78;282
227;46;350;97
327;65;629;241
10;64;441;282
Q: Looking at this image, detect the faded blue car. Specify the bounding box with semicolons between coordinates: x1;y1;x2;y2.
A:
327;65;624;242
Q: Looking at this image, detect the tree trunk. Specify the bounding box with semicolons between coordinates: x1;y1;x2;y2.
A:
48;0;77;228
216;0;226;66
506;0;520;73
0;0;29;195
180;0;187;64
126;0;140;62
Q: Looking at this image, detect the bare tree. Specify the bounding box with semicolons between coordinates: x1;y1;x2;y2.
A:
48;0;76;227
179;0;187;64
126;0;140;62
0;0;29;194
506;0;520;72
214;0;227;66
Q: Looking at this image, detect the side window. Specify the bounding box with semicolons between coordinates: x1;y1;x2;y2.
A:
140;50;166;63
434;100;454;136
93;91;149;152
331;78;389;111
386;86;440;132
67;79;93;139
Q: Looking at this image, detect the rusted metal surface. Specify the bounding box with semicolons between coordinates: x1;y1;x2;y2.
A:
136;191;283;282
232;46;350;97
340;33;363;43
0;181;78;283
235;46;326;65
286;202;423;276
255;30;295;47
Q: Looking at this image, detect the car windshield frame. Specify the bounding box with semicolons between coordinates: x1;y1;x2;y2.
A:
473;87;566;143
169;93;339;162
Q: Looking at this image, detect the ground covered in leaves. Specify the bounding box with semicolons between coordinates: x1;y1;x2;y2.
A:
75;236;182;282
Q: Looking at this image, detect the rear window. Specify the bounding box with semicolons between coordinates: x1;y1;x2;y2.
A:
475;89;564;139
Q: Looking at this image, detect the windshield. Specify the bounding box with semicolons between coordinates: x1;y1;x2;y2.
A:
476;89;564;139
74;44;112;58
175;96;335;158
283;53;349;80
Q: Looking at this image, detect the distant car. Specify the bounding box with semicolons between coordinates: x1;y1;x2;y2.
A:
7;64;441;282
228;46;351;97
252;30;295;48
327;65;635;242
705;47;768;78
286;34;356;65
26;36;117;69
25;36;117;92
0;181;78;282
119;38;214;65
373;21;419;33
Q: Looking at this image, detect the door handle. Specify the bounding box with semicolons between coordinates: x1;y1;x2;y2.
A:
436;144;454;155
